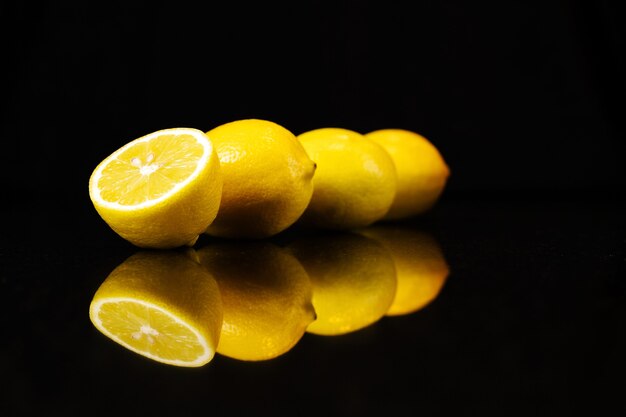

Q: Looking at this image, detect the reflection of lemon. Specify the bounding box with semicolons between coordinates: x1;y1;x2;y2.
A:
196;242;316;361
204;119;316;239
89;128;222;249
359;225;449;316
296;127;397;230
286;232;397;335
364;129;450;219
89;251;223;367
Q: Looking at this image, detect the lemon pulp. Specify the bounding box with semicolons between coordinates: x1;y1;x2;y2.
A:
91;298;210;365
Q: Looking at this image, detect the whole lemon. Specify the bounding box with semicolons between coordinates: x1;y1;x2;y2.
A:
204;119;316;239
285;231;397;336
196;241;316;361
296;127;398;230
364;128;450;219
359;225;449;316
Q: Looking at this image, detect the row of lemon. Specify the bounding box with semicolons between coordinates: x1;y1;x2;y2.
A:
89;119;450;248
90;225;450;367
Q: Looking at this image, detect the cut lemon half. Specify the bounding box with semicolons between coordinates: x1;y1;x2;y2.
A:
89;127;222;249
89;250;223;367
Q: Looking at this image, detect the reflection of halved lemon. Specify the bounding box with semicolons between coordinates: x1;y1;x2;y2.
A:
89;127;222;249
359;225;449;316
196;242;316;361
89;250;223;367
286;232;397;336
364;129;450;219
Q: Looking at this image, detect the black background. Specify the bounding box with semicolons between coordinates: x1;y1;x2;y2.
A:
2;0;624;205
1;1;625;416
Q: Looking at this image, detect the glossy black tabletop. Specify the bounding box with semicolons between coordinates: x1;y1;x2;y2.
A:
2;193;624;416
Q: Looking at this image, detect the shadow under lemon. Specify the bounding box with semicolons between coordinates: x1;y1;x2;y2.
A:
89;250;223;367
195;241;316;361
284;231;397;336
358;225;450;316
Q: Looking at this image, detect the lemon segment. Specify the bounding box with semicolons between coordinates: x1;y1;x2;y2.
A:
296;127;398;231
204;119;316;239
89;251;223;367
89;127;222;249
364;129;450;219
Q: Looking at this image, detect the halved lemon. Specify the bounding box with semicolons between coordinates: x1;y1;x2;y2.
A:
89;250;223;367
89;127;222;249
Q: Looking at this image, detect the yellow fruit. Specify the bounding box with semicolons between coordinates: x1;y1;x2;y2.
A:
285;231;397;336
359;225;449;316
203;119;316;239
89;127;222;249
196;241;316;361
364;128;450;219
89;250;223;367
296;127;397;230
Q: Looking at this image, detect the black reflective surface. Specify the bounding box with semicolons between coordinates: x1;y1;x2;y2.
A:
2;194;624;416
3;1;624;415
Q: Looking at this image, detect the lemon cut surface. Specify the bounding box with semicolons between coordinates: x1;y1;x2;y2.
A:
91;298;211;366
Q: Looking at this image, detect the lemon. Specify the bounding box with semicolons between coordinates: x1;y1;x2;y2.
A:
89;250;223;367
196;241;316;361
89;127;222;249
285;231;397;336
359;225;450;316
296;127;397;231
203;119;316;239
364;128;450;219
